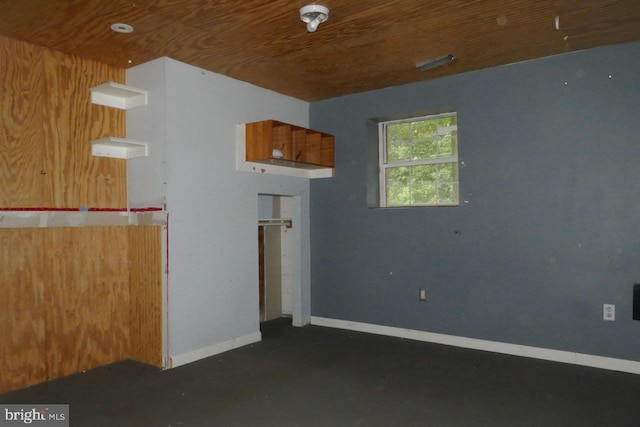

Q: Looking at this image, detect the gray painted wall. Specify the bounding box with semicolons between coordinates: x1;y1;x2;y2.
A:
309;41;640;361
127;58;312;361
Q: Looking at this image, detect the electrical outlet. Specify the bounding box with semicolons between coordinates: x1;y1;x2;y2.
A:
603;304;615;321
419;288;427;301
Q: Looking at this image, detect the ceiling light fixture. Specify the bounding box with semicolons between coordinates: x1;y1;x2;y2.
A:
300;5;329;33
111;23;134;33
415;54;454;72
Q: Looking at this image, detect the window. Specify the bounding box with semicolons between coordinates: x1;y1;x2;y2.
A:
379;113;459;207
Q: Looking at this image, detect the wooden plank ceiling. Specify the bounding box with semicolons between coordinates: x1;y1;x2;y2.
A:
0;0;639;101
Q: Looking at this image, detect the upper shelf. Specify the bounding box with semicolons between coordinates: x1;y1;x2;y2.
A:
236;120;335;179
90;82;148;110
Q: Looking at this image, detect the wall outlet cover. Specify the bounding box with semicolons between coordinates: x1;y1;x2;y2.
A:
603;304;615;321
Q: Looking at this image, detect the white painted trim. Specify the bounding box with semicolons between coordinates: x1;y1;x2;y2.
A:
169;332;262;368
310;316;640;375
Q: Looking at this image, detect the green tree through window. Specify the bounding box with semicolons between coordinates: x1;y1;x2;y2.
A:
380;113;459;207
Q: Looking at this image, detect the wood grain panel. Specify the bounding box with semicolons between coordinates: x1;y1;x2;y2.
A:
0;36;46;207
245;120;273;161
128;226;163;367
305;132;322;165
272;123;292;160
44;227;130;380
321;135;335;168
2;1;639;101
291;129;307;163
0;228;46;393
42;49;126;209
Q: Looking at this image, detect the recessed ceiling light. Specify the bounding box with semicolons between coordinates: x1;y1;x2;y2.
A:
111;23;134;33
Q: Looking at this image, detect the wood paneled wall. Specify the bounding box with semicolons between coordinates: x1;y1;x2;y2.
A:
129;226;164;367
0;35;126;208
44;227;131;379
0;38;45;207
0;37;163;394
0;229;46;392
0;226;163;393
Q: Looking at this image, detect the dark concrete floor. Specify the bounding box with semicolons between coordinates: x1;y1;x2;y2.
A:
2;318;639;426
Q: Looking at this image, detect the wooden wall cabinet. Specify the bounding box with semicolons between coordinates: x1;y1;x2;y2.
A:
238;120;335;179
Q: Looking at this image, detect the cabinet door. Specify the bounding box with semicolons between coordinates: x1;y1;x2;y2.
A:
0;36;46;207
44;227;130;380
0;229;46;393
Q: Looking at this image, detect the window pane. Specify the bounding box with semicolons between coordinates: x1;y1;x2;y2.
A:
412;164;437;183
438;130;457;157
435;162;458;182
412;119;437;139
412;184;437;205
413;136;437;159
437;183;459;204
386;141;411;162
387;185;410;206
386;123;412;162
381;113;459;207
437;115;456;127
386;166;410;186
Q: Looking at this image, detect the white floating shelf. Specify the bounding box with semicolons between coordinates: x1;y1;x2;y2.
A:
90;82;148;110
91;137;148;159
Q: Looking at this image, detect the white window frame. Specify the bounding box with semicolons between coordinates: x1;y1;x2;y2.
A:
378;112;459;207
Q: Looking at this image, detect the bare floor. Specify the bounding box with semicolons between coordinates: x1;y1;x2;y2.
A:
2;318;639;426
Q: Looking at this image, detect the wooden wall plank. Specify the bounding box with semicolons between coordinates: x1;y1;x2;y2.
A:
291;129;307;163
272;123;293;161
320;135;335;168
128;226;163;367
245;120;273;161
44;227;130;380
0;1;639;101
305;132;322;165
42;48;127;209
0;228;46;393
0;36;46;207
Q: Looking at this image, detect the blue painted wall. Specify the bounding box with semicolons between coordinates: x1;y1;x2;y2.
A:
309;41;640;361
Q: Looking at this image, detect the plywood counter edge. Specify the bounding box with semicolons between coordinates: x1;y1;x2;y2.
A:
0;211;168;228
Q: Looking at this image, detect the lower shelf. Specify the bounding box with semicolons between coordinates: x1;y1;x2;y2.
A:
91;137;148;159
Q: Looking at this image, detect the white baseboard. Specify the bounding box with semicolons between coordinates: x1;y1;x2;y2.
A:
169;332;262;368
310;316;640;375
